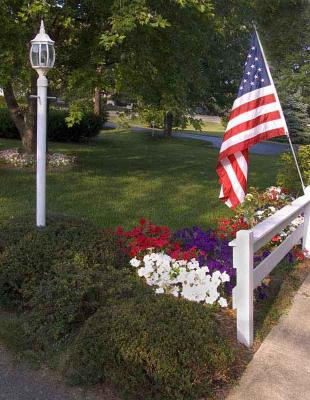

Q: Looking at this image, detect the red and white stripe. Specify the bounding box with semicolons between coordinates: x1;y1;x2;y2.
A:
217;85;287;208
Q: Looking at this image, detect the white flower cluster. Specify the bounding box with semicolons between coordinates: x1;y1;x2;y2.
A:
130;252;229;307
0;148;34;167
254;196;304;243
48;153;76;167
0;148;76;168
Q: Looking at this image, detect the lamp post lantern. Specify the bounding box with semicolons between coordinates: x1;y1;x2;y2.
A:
30;21;55;227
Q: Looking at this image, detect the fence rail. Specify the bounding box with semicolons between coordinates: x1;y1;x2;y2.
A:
229;186;310;347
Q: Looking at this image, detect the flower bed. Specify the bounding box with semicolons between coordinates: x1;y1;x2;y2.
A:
0;148;76;168
117;187;306;309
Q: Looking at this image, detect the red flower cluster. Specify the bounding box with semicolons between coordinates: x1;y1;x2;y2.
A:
217;217;249;240
271;235;281;243
116;219;171;257
168;242;201;261
267;187;289;202
292;248;306;261
116;219;201;260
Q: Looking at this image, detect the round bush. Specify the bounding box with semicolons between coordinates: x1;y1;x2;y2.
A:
47;110;106;142
0;108;19;139
0;108;106;142
66;295;235;400
0;214;127;312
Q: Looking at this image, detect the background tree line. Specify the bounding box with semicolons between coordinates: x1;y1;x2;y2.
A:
0;0;309;153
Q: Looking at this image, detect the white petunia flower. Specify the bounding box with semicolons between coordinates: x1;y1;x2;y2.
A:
218;297;228;308
130;257;141;268
221;271;230;283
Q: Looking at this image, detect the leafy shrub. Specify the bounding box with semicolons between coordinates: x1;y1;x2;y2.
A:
0;108;19;139
47;110;105;142
66;295;235;400
0;215;127;341
0;215;236;399
277;145;310;194
0;108;106;142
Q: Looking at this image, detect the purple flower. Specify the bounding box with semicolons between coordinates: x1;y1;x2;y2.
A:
173;227;235;293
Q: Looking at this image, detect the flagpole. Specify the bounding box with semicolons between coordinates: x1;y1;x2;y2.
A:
254;26;306;193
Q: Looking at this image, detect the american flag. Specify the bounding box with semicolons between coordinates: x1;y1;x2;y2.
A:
216;30;288;208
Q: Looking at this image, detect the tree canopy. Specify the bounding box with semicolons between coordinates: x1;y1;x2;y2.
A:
0;0;309;151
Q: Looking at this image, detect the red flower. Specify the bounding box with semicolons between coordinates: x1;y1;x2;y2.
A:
115;226;124;236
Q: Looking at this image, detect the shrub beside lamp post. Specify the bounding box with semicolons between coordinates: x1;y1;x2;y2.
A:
29;21;55;227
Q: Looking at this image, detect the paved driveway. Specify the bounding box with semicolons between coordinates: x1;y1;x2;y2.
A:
104;123;291;156
172;132;290;155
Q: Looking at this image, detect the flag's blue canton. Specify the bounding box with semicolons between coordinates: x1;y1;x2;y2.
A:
238;31;270;98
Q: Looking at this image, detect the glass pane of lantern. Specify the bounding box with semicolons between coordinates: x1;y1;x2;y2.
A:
48;44;54;67
31;44;40;66
40;44;48;66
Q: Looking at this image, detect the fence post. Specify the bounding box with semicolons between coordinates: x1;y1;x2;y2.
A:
233;230;254;347
303;186;310;258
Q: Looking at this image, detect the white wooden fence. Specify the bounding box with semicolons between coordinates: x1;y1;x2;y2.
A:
229;186;310;347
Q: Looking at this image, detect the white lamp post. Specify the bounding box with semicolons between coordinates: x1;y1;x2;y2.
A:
30;21;55;227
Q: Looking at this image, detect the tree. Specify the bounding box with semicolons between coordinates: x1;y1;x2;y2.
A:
254;0;310;106
114;0;258;134
282;90;310;139
0;0;189;152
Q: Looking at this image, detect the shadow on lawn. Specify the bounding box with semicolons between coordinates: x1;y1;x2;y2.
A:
0;131;279;229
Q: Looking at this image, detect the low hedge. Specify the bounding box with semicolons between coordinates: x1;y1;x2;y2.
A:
0;108;105;142
66;296;235;400
0;215;128;340
0;215;236;400
47;110;105;142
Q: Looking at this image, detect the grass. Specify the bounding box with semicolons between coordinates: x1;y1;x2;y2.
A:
254;260;310;345
109;113;226;136
0;129;281;230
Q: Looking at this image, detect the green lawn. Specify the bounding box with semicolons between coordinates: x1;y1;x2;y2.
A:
0;130;280;229
110;113;226;137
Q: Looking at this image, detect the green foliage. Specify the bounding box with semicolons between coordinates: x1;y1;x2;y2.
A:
282;92;310;141
66;295;235;400
0;108;105;143
0;97;7;108
255;0;310;106
277;145;310;194
0;215;125;307
0;108;19;138
0;214;236;399
48;110;105;142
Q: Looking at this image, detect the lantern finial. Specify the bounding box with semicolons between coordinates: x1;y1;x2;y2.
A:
40;20;45;35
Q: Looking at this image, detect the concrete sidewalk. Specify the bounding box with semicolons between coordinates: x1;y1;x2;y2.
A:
226;273;310;400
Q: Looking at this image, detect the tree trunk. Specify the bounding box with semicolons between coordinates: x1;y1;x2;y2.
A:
163;111;173;137
93;87;101;116
3;79;37;154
